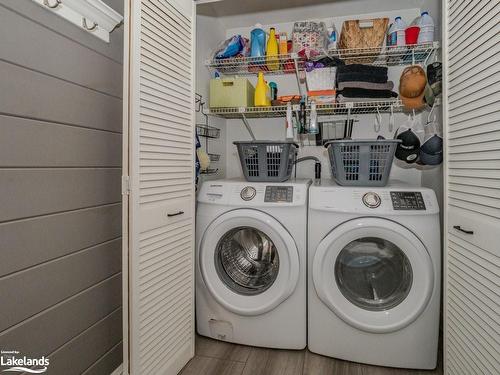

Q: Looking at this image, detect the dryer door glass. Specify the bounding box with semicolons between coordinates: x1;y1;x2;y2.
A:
335;237;413;311
215;226;280;295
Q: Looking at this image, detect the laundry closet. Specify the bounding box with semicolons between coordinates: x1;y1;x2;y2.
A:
121;1;499;375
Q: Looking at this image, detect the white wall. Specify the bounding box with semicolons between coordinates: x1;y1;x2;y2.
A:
197;0;443;197
195;14;227;181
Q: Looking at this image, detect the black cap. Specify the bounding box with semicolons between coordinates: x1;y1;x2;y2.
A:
419;135;443;165
395;129;420;163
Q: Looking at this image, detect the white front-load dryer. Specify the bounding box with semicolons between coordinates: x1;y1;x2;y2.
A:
308;181;441;369
196;179;310;349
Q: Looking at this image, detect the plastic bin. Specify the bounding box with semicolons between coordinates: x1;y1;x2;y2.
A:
325;139;400;186
306;67;337;91
234;141;298;182
210;78;255;108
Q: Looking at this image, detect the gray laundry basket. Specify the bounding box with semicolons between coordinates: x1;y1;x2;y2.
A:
325;139;401;186
234;141;299;182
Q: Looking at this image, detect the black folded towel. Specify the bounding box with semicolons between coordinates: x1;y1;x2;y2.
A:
339;87;398;98
337;64;388;76
337;72;388;83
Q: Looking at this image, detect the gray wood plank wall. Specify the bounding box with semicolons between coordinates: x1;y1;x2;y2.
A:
0;1;123;374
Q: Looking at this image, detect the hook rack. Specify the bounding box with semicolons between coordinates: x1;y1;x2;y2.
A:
43;0;61;9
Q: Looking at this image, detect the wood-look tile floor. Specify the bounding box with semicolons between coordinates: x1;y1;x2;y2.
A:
180;335;443;375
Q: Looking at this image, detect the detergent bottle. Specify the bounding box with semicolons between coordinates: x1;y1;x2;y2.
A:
250;26;266;57
266;27;279;71
254;72;271;106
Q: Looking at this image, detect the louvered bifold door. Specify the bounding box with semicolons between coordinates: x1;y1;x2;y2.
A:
123;0;195;374
444;0;500;374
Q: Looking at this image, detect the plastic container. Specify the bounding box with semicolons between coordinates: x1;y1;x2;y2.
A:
387;17;407;47
279;32;288;55
209;78;255;108
305;67;336;91
417;12;434;44
234;141;299;182
266;28;279;71
254;72;271;107
250;28;266;57
405;26;420;44
325;139;401;186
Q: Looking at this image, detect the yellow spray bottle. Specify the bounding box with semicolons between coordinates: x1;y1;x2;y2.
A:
266;27;279;71
254;72;271;107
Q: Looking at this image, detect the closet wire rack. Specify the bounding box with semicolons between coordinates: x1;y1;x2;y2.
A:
209;99;403;119
196;124;221;138
206;42;439;75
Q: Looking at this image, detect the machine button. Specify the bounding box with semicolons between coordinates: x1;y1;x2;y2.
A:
240;186;256;201
362;192;381;208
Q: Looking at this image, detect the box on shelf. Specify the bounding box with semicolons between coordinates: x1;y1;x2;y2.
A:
308;90;336;105
210;77;255;108
306;67;336;91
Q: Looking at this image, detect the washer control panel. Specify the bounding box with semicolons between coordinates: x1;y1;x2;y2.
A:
390;191;426;210
362;192;381;208
264;186;294;203
240;186;257;201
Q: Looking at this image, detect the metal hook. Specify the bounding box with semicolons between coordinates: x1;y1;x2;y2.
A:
374;106;382;133
389;105;395;132
82;18;98;31
43;0;61;9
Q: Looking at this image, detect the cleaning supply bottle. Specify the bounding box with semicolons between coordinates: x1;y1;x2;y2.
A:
250;26;266;57
279;32;288;55
327;23;337;50
417;12;434;44
308;101;319;134
266;27;279;71
387;17;407;46
285;102;294;139
254;72;271;106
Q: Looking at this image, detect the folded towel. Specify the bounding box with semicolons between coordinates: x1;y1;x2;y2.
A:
337;64;388;76
337;72;388;83
337;95;399;103
338;81;395;91
339;88;398;98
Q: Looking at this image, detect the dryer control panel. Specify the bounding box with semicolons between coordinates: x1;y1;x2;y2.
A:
390;192;426;210
264;186;294;203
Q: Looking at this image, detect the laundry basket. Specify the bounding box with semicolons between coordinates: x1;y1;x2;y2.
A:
234;141;298;182
325;139;400;186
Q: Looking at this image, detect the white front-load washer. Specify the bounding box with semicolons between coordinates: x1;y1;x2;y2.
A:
308;181;441;369
196;179;311;349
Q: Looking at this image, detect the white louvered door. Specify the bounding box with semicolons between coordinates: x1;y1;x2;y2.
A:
444;1;500;374
123;0;195;374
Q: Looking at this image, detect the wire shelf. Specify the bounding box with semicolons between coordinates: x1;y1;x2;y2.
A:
206;54;303;76
210;99;403;119
327;42;440;66
196;124;221;138
208;153;221;162
205;43;439;75
200;168;219;175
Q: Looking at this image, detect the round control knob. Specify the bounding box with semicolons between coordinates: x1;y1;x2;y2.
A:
240;186;256;201
362;192;381;208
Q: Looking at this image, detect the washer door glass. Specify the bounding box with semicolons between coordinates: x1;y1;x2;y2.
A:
215;226;280;295
335;237;413;311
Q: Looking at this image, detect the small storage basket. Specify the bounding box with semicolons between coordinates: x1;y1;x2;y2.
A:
234;141;298;182
306;67;337;91
325;139;400;186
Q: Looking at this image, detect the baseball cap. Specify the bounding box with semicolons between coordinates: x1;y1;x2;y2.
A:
399;65;427;110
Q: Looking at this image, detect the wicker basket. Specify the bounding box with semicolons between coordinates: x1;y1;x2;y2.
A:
338;18;389;64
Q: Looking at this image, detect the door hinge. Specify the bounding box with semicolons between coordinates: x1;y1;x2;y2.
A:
122;175;130;195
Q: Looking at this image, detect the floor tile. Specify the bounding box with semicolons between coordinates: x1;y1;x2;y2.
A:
195;335;251;363
241;347;305;375
179;355;245;375
303;350;363;375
